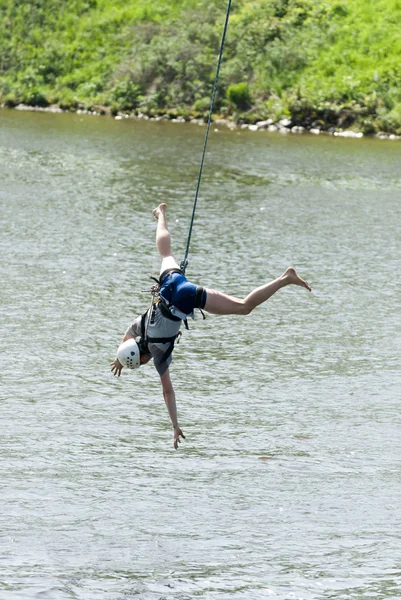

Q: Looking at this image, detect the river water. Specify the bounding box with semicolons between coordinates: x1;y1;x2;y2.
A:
1;109;401;600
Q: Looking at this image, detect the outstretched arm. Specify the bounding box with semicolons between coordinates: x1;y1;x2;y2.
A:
160;369;185;449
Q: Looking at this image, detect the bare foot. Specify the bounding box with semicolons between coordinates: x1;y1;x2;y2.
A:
283;267;312;291
152;203;167;220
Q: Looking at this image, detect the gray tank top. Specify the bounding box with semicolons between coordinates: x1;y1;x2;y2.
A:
130;305;181;376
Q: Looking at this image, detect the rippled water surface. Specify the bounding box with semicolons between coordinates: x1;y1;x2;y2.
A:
1;109;401;600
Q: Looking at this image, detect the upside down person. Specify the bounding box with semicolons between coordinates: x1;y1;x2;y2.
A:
111;203;311;449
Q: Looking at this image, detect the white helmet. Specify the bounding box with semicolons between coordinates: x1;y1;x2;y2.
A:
117;338;141;369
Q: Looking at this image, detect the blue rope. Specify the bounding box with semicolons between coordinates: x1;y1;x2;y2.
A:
180;0;232;275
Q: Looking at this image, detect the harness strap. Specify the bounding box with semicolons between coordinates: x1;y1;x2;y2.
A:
158;299;181;322
195;286;206;312
159;267;183;285
150;338;175;363
146;334;179;344
150;301;157;324
147;332;180;363
140;311;148;338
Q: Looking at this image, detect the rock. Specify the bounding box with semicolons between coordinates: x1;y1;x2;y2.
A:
15;104;38;111
248;124;259;131
240;124;249;129
255;119;273;130
311;120;324;129
334;130;363;138
92;105;109;115
268;124;278;132
48;105;63;113
337;109;356;129
278;118;291;128
291;126;305;134
310;128;321;135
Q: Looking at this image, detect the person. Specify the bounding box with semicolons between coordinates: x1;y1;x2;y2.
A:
111;203;311;449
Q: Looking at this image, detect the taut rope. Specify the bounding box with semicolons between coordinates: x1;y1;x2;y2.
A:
180;0;233;275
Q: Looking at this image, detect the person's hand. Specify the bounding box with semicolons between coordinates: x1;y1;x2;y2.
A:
110;358;123;376
173;425;185;449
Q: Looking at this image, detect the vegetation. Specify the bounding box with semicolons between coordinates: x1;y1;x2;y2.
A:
1;0;401;132
227;83;252;111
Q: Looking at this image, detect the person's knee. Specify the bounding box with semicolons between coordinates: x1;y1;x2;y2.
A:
238;301;252;316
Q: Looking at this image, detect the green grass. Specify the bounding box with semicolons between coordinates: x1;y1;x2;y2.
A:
1;0;401;132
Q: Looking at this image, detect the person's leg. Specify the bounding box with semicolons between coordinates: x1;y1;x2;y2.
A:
152;203;179;273
204;267;311;315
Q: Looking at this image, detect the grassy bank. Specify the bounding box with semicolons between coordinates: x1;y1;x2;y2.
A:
1;0;401;133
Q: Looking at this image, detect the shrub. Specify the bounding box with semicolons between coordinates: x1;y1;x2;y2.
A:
4;93;19;107
226;82;252;110
23;88;49;107
360;119;377;135
58;90;80;111
377;103;401;133
193;96;211;112
109;79;142;110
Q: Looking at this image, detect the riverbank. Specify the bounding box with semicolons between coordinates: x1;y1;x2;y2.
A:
1;1;401;137
5;103;401;141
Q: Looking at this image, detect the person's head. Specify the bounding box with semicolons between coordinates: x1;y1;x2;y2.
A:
140;352;151;365
117;338;151;370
